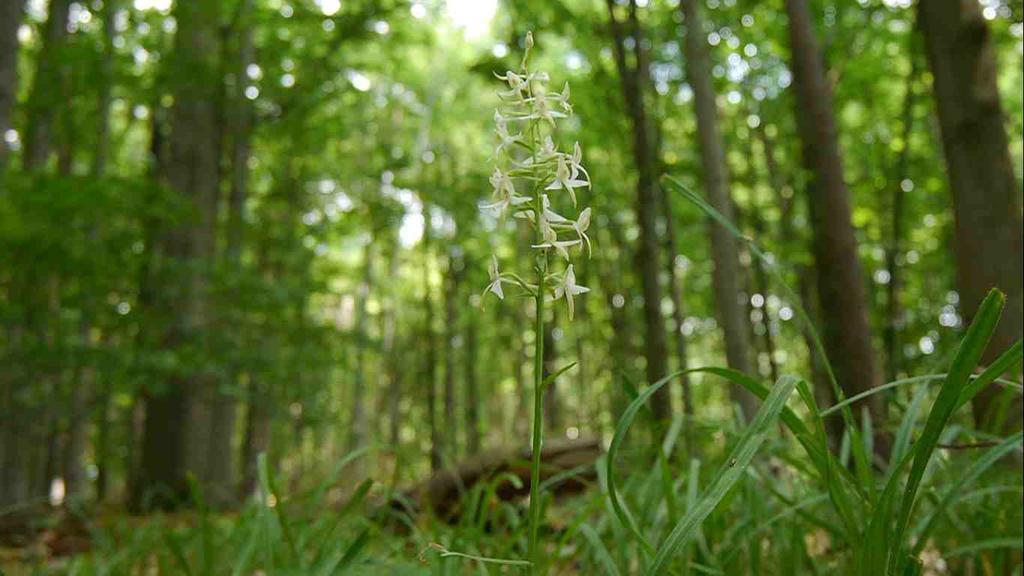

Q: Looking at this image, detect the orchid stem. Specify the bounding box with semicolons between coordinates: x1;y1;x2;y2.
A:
526;64;546;574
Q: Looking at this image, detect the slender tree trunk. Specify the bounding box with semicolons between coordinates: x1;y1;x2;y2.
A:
784;0;887;442
383;249;402;449
204;0;255;508
0;0;23;180
348;243;373;460
755;122;831;405
0;0;18;479
659;186;695;441
23;0;70;170
62;0;119;504
94;377;112;502
422;225;441;473
464;287;481;456
442;250;460;461
239;378;269;498
749;213;780;384
597;206;637;431
737;127;780;383
680;0;758;419
606;0;670;420
542;316;559;431
126;103;168;509
884;51;919;384
919;0;1023;430
136;0;222;510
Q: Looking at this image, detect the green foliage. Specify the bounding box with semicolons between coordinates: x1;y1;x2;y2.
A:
1;0;1022;574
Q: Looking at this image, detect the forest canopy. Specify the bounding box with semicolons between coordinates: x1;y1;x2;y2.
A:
0;0;1022;573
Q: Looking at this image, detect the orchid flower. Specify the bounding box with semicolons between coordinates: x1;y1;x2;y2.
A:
553;265;590;319
484;255;505;300
556;82;573;115
544;154;589;206
480;32;593;320
542;194;571;224
496;70;528;100
573;207;592;256
570;142;590;182
528;91;567;125
481;168;530;215
494;111;521;154
532;238;582;262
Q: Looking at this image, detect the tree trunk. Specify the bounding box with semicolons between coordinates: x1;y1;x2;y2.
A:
239;378;269;498
884;50;919;384
348;243;373;461
383;249;402;449
125;102;170;508
62;0;119;505
680;0;758;419
0;0;23;179
208;1;255;507
442;250;460;461
737;127;780;384
136;0;223;510
606;0;670;420
784;0;886;440
597;198;638;429
659;185;695;447
464;287;480;456
542;316;559;432
422;225;441;473
919;0;1023;430
0;0;23;495
23;0;70;170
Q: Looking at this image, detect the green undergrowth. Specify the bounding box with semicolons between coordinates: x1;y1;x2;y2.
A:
12;178;1023;575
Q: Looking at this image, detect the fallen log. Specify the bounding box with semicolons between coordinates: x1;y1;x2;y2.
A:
398;437;602;523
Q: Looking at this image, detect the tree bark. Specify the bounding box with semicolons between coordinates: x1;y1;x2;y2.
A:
0;0;23;179
239;377;269;498
422;224;441;473
0;1;25;506
919;0;1023;430
659;186;695;439
348;243;373;461
883;50;919;384
464;284;481;456
606;0;671;420
680;0;759;419
542;316;559;431
784;0;886;438
442;250;460;461
23;0;70;170
61;0;120;505
383;248;402;449
136;0;223;510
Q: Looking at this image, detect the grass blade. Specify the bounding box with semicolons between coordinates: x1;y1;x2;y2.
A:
864;289;1005;574
646;376;800;575
580;523;622;576
889;289;1005;572
909;430;1023;554
664;174;875;507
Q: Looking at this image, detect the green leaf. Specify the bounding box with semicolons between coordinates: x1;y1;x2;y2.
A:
909;431;1023;555
864;289;1005;574
579;523;622;576
646;376;801;575
542;361;578;391
664;173;874;510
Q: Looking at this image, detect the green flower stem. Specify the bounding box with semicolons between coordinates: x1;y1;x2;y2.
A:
526;75;546;572
527;247;546;574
